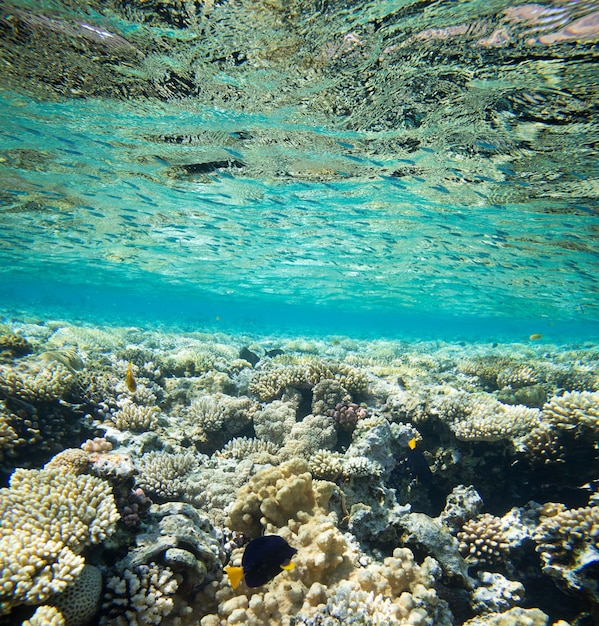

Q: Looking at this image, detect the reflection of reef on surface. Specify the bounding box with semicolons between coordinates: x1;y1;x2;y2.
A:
0;318;597;625
0;0;597;206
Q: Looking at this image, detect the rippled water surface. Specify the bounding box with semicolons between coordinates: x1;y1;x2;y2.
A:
0;0;598;337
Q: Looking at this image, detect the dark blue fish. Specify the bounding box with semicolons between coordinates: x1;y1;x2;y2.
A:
225;535;297;589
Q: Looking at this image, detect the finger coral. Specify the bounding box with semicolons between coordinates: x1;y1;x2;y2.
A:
0;467;119;616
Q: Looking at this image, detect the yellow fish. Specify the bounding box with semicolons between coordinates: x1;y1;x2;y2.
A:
125;362;137;392
529;333;543;341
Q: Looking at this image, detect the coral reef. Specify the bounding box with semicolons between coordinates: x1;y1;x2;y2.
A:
0;467;119;617
249;362;368;402
1;319;598;625
100;562;180;626
135;451;202;501
533;502;599;603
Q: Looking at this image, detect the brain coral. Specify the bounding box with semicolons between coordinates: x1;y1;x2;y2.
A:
0;467;119;616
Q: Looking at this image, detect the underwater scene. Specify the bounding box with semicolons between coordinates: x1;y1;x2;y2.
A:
0;0;599;625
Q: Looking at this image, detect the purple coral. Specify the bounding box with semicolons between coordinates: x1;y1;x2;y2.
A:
118;487;152;527
328;402;369;433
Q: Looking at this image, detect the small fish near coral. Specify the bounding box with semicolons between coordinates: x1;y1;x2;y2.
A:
406;437;433;486
528;333;543;341
224;535;297;590
125;362;137;392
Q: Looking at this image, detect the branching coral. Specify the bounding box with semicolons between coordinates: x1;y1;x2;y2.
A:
110;400;159;432
100;563;179;626
249;362;368;401
533;502;599;601
135;451;202;501
0;467;119;616
0;360;75;403
458;514;511;567
431;390;541;442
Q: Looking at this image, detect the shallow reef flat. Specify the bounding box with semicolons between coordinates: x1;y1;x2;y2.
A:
0;317;598;626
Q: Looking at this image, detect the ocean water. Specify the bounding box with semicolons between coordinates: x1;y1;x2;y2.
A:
1;1;599;626
0;0;598;341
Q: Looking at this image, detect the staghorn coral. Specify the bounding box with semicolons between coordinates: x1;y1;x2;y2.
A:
135;451;201;501
458;513;511;567
515;391;599;464
249;362;368;401
342;456;383;478
0;360;74;403
0;328;32;357
0;467;119;616
109;400;159;432
185;395;259;448
533;502;599;601
100;562;179;626
541;390;599;435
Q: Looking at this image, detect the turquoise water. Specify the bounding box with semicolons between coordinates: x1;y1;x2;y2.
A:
0;0;598;340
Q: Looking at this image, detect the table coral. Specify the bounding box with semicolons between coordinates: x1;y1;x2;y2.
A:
0;467;119;616
432;390;541;442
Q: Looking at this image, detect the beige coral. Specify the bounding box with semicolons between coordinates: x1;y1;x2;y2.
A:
249;362;367;402
44;448;91;475
110;401;159;432
458;513;511;566
0;467;119;616
541;391;599;434
0;361;74;402
461;606;549;625
226;458;318;537
22;605;66;626
534;503;599;568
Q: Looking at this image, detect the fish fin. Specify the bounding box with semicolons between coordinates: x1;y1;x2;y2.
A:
280;561;295;571
224;566;244;590
408;437;417;450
